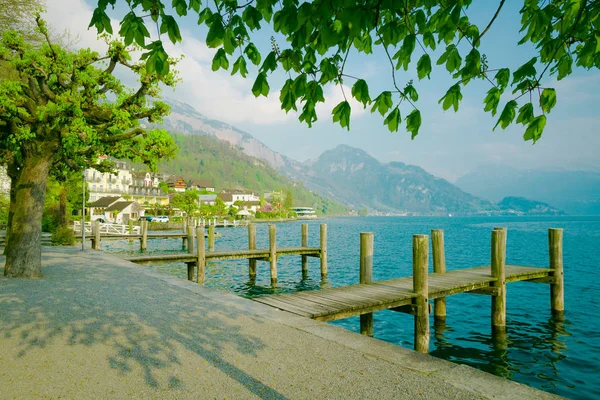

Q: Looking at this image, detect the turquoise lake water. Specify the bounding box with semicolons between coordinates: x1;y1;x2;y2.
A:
101;216;600;398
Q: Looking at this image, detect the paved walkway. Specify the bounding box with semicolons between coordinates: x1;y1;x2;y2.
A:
0;247;561;399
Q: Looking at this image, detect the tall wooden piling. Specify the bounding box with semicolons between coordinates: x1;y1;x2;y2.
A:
413;234;429;354
128;219;133;234
301;224;309;277
549;228;564;315
92;220;101;250
248;224;257;279
491;228;507;331
269;224;277;285
208;225;215;252
196;225;206;284
360;232;374;337
320;224;328;279
182;218;188;248
431;229;446;325
186;225;195;254
141;220;148;251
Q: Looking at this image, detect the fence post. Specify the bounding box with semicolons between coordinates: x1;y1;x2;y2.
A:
320;224;328;279
269;224;277;285
248;223;257;279
431;229;446;325
93;220;101;251
208;225;215;252
549;228;564;315
187;225;195;254
197;225;206;284
413;234;429;354
141;220;148;251
491;228;507;333
301;224;309;277
360;232;374;337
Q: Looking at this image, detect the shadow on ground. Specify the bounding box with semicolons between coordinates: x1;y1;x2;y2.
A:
0;247;286;398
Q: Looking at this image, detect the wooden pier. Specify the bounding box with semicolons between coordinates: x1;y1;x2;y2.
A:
84;220;220;251
124;223;328;285
254;228;564;354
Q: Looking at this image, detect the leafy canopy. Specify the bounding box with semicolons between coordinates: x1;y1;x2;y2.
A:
91;0;600;142
0;18;179;178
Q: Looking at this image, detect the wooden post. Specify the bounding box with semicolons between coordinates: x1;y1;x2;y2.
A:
182;218;188;248
360;232;374;337
93;220;101;250
320;224;328;279
431;229;446;325
141;220;148;251
301;224;308;277
269;224;277;285
549;228;564;315
196;225;206;284
128;219;133;234
208;225;215;252
413;234;429;354
491;228;507;332
248;224;257;279
186;262;195;281
187;225;195;254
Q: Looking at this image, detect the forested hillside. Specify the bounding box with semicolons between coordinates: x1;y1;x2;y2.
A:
159;132;348;215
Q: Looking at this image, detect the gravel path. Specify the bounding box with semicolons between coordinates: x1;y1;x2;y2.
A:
0;247;561;399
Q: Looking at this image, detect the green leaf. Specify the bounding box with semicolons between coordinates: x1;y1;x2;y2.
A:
406;109;421;139
251;72;269;97
516;103;534;125
383;107;401;132
197;8;212;24
404;84;418;102
242;6;263;31
260;51;277;73
172;0;188;16
494;100;518;130
495;68;510;89
523;115;546;143
332;101;351;130
211;48;229;71
439;83;462;112
417;54;432;80
231;56;248;77
437;45;461;73
160;15;182;43
280;79;296;112
512;57;537;84
539;88;556;113
89;8;113;34
483;87;501;116
370;91;393;116
189;0;201;12
206;17;225;48
422;31;436;50
143;41;170;76
244;43;261;65
351;79;370;108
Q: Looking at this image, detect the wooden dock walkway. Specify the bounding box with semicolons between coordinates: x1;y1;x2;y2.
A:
254;228;564;355
124;223;328;285
254;265;554;321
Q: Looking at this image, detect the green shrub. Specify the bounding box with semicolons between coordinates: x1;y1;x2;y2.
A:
51;225;75;246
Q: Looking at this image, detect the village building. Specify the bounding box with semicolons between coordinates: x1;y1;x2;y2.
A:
87;196;144;223
167;176;187;192
188;179;215;192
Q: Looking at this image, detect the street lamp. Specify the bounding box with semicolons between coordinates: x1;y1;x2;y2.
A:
81;169;86;251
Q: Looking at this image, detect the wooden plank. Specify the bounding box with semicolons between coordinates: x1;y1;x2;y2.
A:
259;294;337;317
254;297;316;318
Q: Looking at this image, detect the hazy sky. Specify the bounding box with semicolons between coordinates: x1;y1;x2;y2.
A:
45;0;600;181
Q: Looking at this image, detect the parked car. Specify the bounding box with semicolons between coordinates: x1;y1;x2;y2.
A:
139;215;153;222
152;215;169;223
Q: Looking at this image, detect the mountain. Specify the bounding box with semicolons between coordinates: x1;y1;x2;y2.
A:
158;131;348;215
292;145;495;215
497;197;566;216
455;165;600;215
163;99;298;171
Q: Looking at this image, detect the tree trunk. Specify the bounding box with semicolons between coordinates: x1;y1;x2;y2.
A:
3;173;17;256
58;187;67;227
4;152;52;278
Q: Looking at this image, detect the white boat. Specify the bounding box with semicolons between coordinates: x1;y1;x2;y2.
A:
291;207;318;220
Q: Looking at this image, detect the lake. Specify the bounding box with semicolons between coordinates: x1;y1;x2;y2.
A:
101;216;600;398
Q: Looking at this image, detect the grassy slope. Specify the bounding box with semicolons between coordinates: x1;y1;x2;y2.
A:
159;132;348;215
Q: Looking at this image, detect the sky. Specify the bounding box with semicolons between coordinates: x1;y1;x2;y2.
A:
43;0;600;181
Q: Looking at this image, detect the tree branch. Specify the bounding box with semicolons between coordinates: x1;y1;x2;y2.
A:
100;127;145;143
474;0;505;46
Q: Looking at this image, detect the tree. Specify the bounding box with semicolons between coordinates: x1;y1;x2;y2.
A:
0;20;178;277
283;189;293;209
358;207;369;217
93;1;600;142
0;0;45;40
172;190;200;218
